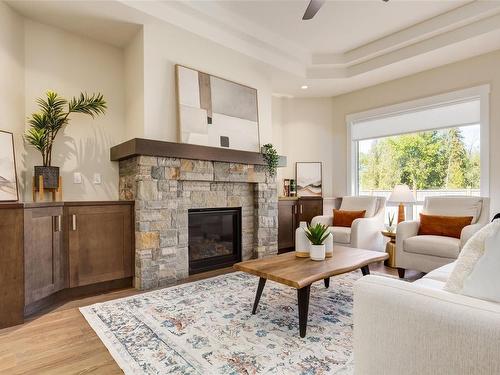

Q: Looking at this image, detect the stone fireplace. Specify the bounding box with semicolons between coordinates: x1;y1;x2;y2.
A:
115;140;280;290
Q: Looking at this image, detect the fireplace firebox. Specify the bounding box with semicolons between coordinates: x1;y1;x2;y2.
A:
188;207;242;274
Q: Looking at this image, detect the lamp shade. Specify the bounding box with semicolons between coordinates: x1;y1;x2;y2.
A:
388;185;416;203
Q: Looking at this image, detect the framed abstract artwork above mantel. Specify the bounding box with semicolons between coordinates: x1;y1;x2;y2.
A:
175;64;260;152
0;130;19;202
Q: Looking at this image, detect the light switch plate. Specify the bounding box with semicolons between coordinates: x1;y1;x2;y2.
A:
73;172;82;184
93;173;102;184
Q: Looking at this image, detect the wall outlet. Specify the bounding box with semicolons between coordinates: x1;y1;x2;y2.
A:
73;172;82;184
93;173;102;184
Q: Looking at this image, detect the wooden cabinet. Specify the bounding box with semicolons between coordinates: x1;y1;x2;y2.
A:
278;199;297;250
278;197;323;251
297;197;323;225
24;205;66;306
0;204;24;328
67;203;133;287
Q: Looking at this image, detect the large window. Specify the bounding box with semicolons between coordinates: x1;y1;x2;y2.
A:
347;86;489;219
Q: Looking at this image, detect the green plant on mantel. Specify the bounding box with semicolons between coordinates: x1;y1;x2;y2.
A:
261;143;279;176
305;223;330;245
25;91;107;166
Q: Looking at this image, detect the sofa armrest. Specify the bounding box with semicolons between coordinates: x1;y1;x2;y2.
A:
354;275;500;375
351;215;385;251
395;220;420;253
311;215;333;227
460;223;484;249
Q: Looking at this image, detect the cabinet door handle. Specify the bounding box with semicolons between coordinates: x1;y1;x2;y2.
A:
58;215;62;232
300;204;303;214
72;214;77;231
294;205;298;215
53;216;58;232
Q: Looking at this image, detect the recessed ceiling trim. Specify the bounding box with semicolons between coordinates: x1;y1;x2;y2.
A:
312;1;500;66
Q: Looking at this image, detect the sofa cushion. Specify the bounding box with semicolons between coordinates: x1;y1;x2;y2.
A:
424;261;456;283
332;209;366;228
340;196;377;217
445;221;500;293
330;226;351;244
404;235;460;259
418;213;473;239
423;196;482;224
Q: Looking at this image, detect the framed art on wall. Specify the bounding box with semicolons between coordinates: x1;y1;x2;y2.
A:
0;130;19;202
175;64;260;152
296;162;322;197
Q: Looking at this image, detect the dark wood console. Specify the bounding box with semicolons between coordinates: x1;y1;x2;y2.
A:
278;197;323;253
0;201;134;329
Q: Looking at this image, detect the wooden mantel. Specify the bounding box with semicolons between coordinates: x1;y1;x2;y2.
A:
110;138;287;166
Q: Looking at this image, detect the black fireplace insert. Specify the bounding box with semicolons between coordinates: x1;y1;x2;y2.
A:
188;207;242;274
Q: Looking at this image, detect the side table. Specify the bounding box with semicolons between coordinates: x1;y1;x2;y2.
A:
381;231;396;268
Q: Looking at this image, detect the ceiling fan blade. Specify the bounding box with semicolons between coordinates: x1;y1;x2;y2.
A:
302;0;326;20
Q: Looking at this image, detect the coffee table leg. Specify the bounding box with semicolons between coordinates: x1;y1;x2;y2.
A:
324;277;330;288
297;285;311;338
361;265;370;276
252;277;267;314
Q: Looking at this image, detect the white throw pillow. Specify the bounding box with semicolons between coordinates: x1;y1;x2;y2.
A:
462;228;500;303
444;220;500;293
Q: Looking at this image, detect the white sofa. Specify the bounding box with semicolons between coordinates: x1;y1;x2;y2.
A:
396;196;490;276
353;262;500;375
311;196;386;251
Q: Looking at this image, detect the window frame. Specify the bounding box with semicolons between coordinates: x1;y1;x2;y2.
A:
346;85;490;200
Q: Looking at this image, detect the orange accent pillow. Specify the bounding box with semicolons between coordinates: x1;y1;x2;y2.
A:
333;209;366;228
418;213;473;239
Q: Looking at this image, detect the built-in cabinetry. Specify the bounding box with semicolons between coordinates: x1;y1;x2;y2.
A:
66;203;133;287
24;204;66;306
278;197;323;252
1;201;134;328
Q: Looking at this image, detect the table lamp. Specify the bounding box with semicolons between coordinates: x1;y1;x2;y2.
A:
388;185;416;223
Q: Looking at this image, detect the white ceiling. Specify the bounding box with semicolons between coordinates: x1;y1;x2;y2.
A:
7;0;500;97
216;0;467;55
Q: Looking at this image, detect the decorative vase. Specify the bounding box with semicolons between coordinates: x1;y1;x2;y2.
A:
295;222;310;258
325;233;333;258
310;244;326;261
385;224;395;233
34;166;60;189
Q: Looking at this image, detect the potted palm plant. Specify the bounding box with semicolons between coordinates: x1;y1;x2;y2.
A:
305;223;330;261
25;91;106;189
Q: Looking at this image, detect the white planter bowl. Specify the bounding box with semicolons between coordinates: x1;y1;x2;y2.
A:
310;244;326;261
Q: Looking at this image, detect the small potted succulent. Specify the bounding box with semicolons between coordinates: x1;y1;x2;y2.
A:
25;91;106;189
305;223;331;261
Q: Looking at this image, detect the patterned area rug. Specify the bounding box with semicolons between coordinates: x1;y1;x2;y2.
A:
80;271;362;374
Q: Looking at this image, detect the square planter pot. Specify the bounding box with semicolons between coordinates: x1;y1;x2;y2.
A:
34;166;60;189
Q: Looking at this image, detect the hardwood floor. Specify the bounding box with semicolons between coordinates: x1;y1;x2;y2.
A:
0;263;421;374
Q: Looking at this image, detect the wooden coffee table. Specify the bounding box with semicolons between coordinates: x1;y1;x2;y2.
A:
234;246;388;337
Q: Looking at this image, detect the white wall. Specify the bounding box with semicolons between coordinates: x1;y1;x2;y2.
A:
276;49;500;216
142;22;273;146
24;19;126;201
272;96;335;198
0;2;25;196
124;28;145;140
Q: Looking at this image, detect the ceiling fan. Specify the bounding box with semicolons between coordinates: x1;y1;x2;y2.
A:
302;0;389;20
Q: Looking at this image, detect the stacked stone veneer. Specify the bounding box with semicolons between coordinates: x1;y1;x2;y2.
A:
119;156;278;290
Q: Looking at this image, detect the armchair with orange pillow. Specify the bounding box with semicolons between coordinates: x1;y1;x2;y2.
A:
311;196;386;251
395;196;490;278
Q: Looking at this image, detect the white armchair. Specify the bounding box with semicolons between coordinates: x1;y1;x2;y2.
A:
396;196;490;277
311;196;386;251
